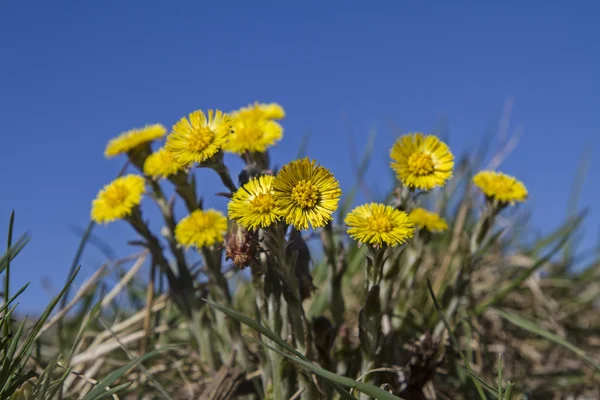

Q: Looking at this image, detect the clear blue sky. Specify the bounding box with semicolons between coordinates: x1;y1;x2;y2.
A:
1;1;598;312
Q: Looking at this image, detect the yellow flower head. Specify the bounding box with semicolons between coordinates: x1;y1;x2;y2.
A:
236;102;286;120
228;175;280;230
390;133;454;190
272;158;342;230
345;203;414;247
409;207;448;232
175;209;228;248
104;124;167;158
473;170;528;204
165;110;232;166
91;175;145;223
143;147;183;179
224;115;283;154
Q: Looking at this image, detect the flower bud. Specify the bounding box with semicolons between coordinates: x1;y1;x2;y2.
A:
225;222;258;269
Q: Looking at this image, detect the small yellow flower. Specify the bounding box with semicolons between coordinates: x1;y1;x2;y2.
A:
473;170;528;204
104;124;167;158
272;158;342;230
345;203;414;247
224;115;283;154
91;175;145;223
143;148;183;179
390;133;454;190
165;110;232;166
236;102;285;120
409;207;448;232
175;209;228;248
228;175;279;230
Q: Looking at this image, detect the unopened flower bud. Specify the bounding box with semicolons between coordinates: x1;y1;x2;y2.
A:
225;222;259;269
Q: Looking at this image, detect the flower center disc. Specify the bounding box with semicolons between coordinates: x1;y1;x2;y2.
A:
367;214;392;233
189;127;215;152
105;186;129;207
250;193;275;214
291;180;319;209
407;152;435;176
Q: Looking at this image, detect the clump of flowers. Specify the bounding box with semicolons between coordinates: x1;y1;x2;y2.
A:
390;133;454;190
345;203;414;248
174;209;228;248
91;175;145;223
272;157;342;230
473;170;528;205
409;207;448;233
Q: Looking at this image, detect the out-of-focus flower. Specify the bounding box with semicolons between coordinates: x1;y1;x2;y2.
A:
409;208;448;233
272;157;341;230
104;124;166;158
345;203;414;247
228;175;279;230
166;110;232;166
224;116;283;155
235;101;285;120
473;170;528;205
143;147;183;179
390;133;454;190
91;175;145;223
175;209;227;248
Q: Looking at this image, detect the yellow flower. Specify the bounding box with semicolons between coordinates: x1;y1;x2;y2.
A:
143;148;183;179
228;175;279;230
272;158;342;230
91;175;145;223
345;203;414;247
236;102;285;120
473;171;528;204
104;124;166;158
165;110;232;166
409;207;448;232
224;115;283;154
175;209;227;248
390;133;454;190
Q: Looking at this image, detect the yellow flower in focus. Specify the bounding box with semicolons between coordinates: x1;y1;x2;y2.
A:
345;203;414;247
390;133;454;190
409;207;448;232
272;158;341;230
91;175;145;223
224;115;283;154
165;110;232;166
228;175;279;230
175;209;228;248
143;148;182;179
104;124;166;158
236;102;285;120
473;170;528;204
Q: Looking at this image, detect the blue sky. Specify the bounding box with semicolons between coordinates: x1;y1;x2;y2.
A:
1;1;598;312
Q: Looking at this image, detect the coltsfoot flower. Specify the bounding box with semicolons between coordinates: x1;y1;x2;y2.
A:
228;175;279;230
91;175;145;223
165;110;232;166
409;208;448;232
224;116;283;154
175;209;227;248
272;158;341;230
473;170;527;204
143;148;183;179
345;203;414;247
236;102;285;120
390;133;454;190
104;124;166;158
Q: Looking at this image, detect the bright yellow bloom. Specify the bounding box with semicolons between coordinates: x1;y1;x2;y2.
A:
91;175;145;223
165;110;232;166
409;207;448;232
345;203;414;247
272;158;341;230
224;115;283;154
473;171;528;204
143;148;183;179
390;133;454;190
228;175;279;230
235;102;285;120
175;209;228;248
104;124;166;158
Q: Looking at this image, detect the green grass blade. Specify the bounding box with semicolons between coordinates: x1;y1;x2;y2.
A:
0;283;29;315
0;234;30;276
86;382;133;400
495;308;600;371
4;211;15;316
